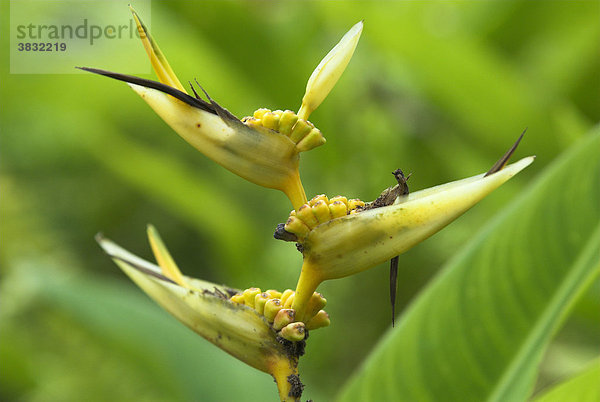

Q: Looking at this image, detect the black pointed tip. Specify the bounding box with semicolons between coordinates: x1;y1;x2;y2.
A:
389;255;399;327
188;80;202;100
77;67;217;115
484;128;527;177
194;78;212;101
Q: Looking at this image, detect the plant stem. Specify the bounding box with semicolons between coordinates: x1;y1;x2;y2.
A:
292;261;323;322
282;169;307;211
271;358;302;401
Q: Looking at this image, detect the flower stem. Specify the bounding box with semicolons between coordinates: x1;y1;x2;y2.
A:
282;170;307;211
292;261;323;322
270;358;302;401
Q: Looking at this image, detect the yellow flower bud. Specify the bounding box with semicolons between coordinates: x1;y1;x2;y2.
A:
264;299;283;323
309;194;329;206
289;119;314;143
298;20;363;120
329;200;348;219
296;128;326;152
262;111;280;131
304;292;327;321
253;108;270;119
278;110;299;136
330;195;348;207
311;200;332;224
243;117;264;131
284;216;311;240
243;287;262;309
306;310;330;330
273;309;296;331
280;322;307;342
254;292;271;315
230;293;245;305
280;289;295;307
265;289;282;299
283;293;296;309
296;204;319;228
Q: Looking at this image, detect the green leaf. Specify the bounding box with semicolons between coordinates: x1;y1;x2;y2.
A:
338;127;600;402
532;358;600;402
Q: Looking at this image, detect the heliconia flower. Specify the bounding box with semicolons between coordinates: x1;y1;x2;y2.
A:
287;145;534;320
79;7;362;211
96;226;306;401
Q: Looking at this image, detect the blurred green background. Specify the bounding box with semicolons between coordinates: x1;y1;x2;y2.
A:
1;1;598;401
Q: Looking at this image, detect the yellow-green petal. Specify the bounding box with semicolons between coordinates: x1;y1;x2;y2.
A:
298;20;363;120
129;5;185;92
147;224;187;288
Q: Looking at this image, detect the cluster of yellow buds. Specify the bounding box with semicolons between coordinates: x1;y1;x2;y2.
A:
284;194;366;242
242;109;326;153
231;287;329;341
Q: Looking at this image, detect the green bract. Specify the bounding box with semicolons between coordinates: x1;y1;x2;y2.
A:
291;157;534;320
97;232;302;401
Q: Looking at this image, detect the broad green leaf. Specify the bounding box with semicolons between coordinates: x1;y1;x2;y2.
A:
338;127;600;402
532;358;600;402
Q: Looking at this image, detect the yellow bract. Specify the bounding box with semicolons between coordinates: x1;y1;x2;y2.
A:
291;157;535;320
84;8;363;212
147;224;187;288
125;82;308;209
97;230;303;401
129;6;184;91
